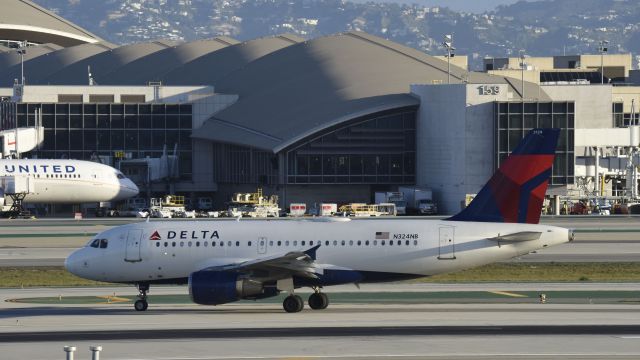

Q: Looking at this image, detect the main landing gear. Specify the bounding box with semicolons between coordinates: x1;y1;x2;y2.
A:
134;283;149;311
282;288;329;313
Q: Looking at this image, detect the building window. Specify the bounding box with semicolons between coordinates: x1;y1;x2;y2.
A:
285;108;417;184
495;101;575;185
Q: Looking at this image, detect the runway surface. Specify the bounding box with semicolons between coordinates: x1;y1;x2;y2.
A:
1;217;639;358
1;216;639;266
1;284;640;359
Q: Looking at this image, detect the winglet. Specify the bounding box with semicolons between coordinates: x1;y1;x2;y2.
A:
448;128;560;224
304;244;321;260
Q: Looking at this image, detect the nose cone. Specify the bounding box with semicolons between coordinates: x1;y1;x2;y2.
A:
115;179;139;200
64;250;82;277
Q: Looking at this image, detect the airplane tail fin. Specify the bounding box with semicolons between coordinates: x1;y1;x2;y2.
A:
448;128;560;224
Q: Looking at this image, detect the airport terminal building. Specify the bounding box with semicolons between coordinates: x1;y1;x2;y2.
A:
0;0;639;213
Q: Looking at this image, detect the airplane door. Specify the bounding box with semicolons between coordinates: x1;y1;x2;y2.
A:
125;229;143;262
438;227;456;260
257;237;267;254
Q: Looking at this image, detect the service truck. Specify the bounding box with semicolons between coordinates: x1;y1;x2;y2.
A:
374;192;406;215
399;186;438;215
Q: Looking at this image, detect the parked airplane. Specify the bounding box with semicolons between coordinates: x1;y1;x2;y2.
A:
65;129;572;313
0;159;139;203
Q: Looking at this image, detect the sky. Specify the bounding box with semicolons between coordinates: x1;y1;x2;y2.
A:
348;0;535;13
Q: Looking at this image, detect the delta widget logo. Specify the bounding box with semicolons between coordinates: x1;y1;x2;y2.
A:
149;231;161;240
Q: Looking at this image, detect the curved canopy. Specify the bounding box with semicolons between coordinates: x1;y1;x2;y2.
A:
0;0;101;47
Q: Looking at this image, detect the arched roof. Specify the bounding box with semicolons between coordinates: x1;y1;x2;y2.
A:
161;34;304;86
0;41;115;85
0;0;101;47
44;40;183;85
193;31;547;152
0;43;61;70
105;37;240;85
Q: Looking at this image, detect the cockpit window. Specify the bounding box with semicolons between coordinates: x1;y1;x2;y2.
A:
89;239;100;248
99;239;109;249
116;173;125;179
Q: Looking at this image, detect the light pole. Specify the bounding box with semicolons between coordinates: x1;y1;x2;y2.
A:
442;34;455;84
519;50;526;100
16;40;27;85
598;40;608;84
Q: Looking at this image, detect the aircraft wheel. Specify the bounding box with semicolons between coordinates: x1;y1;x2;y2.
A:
283;295;304;313
134;299;148;311
308;292;329;310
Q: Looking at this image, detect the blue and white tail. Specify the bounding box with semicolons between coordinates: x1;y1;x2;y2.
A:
448;128;560;224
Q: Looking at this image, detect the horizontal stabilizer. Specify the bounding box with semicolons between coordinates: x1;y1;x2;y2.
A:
489;231;542;242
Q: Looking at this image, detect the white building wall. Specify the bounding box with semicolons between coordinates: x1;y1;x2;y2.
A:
541;85;612;128
411;83;509;214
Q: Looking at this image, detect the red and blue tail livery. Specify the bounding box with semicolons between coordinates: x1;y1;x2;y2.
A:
449;128;560;224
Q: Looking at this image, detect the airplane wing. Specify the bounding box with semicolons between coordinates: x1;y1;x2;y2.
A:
489;231;542;242
205;244;322;279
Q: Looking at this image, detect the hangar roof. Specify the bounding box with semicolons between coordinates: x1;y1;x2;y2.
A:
43;40;184;85
0;0;101;47
0;41;115;85
193;31;549;152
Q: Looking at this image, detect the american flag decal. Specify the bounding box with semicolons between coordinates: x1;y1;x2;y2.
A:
375;232;389;240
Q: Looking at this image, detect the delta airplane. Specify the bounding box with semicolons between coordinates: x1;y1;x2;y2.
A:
65;129;573;313
0;159;139;203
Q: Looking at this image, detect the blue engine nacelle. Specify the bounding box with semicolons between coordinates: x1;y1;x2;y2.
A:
188;270;277;305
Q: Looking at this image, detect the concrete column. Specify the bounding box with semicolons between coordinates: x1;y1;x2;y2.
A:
554;195;560;216
89;345;102;360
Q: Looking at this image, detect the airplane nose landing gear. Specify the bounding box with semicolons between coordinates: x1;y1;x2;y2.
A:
134;283;149;311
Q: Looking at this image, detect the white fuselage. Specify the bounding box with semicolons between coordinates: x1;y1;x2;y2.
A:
66;218;570;284
0;159;139;203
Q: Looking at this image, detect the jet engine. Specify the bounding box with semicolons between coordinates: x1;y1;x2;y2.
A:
188;270;277;305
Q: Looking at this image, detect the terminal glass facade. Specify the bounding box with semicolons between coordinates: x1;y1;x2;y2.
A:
495;101;575;185
17;103;193;179
286;108;417;185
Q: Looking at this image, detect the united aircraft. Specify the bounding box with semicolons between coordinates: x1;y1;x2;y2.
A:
0;159;139;203
65;129;572;312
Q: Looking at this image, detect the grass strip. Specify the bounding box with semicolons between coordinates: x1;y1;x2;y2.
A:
2;262;640;288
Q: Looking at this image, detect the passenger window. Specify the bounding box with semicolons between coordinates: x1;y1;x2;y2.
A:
227;241;232;247
390;241;394;246
277;241;282;246
381;240;385;246
285;241;290;246
269;241;274;246
204;241;208;247
374;240;378;246
180;241;184;247
196;241;200;247
325;241;329;246
293;240;298;246
212;242;216;247
164;242;168;247
188;241;192;247
406;240;409;246
341;240;345;246
172;242;176;247
365;240;369;246
155;242;160;247
236;241;240;247
357;240;361;246
349;240;353;246
414;240;418;246
248;241;251;247
220;241;224;247
99;239;108;249
333;240;338;246
90;239;100;248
